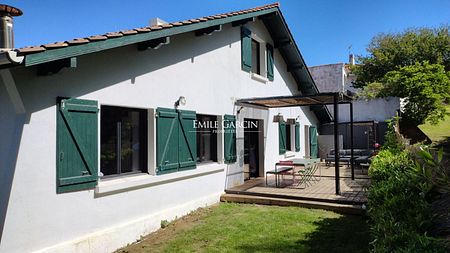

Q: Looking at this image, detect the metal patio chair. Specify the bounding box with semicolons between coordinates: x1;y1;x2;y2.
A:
296;162;320;188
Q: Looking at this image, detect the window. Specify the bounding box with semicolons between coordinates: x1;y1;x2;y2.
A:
241;26;274;81
196;114;218;163
285;124;292;151
100;106;147;177
251;39;261;75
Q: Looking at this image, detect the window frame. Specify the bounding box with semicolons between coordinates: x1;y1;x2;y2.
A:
250;33;268;79
99;104;148;178
196;114;218;164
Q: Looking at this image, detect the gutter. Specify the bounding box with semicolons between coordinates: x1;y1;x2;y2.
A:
0;50;24;65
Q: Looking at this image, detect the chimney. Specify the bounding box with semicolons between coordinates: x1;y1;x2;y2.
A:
349;54;355;65
149;18;167;27
0;4;22;50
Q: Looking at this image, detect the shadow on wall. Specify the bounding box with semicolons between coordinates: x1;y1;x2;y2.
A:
0;25;240;243
0;83;26;244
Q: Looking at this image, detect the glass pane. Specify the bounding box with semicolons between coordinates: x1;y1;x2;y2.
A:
121;111;141;173
101;107;119;176
251;39;260;75
196;115;217;163
286;124;292;151
101;106;146;176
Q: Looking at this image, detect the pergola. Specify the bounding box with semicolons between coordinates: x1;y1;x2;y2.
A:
236;92;354;195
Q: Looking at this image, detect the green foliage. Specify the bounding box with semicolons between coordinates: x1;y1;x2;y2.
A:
160;219;170;228
353;26;450;88
384;62;450;125
353;26;450;126
368;149;413;181
413;146;450;194
368;149;446;252
358;62;450;126
382;117;404;152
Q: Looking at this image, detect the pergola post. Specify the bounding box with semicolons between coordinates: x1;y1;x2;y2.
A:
350;102;354;180
333;93;340;195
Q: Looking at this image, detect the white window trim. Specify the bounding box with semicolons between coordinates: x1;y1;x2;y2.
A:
250;32;268;82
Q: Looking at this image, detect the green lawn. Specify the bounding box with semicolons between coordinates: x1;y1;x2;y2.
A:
117;203;369;253
419;105;450;143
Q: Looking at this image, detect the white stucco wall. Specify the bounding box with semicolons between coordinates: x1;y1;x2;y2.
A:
0;20;318;253
337;97;400;122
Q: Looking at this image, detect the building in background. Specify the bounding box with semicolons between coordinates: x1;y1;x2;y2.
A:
308;55;400;157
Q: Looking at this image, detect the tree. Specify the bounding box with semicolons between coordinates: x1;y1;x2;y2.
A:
353;26;450;126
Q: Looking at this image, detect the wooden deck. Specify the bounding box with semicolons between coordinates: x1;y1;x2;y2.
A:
225;163;370;205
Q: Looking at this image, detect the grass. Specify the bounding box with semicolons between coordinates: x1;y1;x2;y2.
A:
419;105;450;142
117;203;369;253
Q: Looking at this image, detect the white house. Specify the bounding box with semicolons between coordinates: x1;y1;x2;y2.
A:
0;3;330;253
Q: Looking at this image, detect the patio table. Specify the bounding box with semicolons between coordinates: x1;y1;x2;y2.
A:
266;164;294;187
288;158;321;176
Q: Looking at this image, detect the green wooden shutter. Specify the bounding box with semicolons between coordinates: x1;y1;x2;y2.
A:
241;26;252;72
178;110;197;170
295;122;300;152
156;108;179;174
266;44;274;81
310;126;318;158
224;115;237;163
278;121;286;154
57;98;98;193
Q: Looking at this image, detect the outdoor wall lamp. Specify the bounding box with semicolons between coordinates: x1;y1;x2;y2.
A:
273;113;284;123
237;106;244;114
175;96;186;108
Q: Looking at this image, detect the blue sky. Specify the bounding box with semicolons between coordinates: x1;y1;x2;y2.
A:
4;0;450;66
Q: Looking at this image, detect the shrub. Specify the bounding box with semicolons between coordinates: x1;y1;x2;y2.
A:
367;148;447;252
368;149;413;182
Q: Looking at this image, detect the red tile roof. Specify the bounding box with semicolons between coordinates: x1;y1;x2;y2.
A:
16;3;280;55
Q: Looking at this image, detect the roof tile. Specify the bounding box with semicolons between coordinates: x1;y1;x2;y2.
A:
135;27;151;32
105;32;123;38
88;35;108;41
67;38;89;45
149;25;162;30
43;42;69;48
17;46;46;54
121;30;138;35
